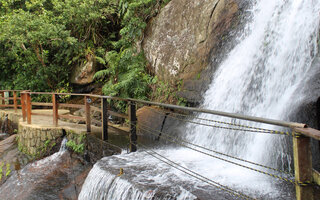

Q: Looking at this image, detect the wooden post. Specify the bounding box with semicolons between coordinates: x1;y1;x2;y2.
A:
21;93;26;122
85;96;91;133
293;132;313;200
52;94;59;127
102;98;108;141
13;91;17;113
26;93;32;124
129;101;137;152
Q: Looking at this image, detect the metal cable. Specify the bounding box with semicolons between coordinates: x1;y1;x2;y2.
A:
146;107;295;136
135;142;256;200
135;123;295;184
139;122;294;176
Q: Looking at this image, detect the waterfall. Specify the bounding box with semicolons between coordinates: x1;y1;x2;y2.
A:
80;0;320;199
79;164;155;200
79;155;198;200
186;0;320;168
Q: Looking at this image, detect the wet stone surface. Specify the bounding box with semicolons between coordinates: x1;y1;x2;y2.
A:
0;150;92;200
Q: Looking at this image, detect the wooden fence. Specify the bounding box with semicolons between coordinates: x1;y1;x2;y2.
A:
0;90;320;199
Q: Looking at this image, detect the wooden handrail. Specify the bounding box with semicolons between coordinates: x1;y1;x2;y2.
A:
294;127;320;140
0;90;25;113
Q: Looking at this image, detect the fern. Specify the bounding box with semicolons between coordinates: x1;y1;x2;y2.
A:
93;69;110;80
95;56;106;65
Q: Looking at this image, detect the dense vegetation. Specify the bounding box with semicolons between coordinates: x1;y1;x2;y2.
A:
0;0;170;103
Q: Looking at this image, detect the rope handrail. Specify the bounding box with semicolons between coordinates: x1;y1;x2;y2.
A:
138;121;294;176
145;107;297;136
146;107;295;136
135;142;256;200
136;122;295;184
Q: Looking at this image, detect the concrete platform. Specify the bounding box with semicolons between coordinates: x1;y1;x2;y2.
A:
0;109;129;156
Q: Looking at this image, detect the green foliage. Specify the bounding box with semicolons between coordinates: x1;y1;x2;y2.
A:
66;132;86;154
44;139;51;148
66;140;84;154
0;3;76;91
1;0;175;106
5;163;11;177
0;0;118;91
18;142;28;155
149;76;187;106
95;48;152;110
0;162;3;180
94;0;168;110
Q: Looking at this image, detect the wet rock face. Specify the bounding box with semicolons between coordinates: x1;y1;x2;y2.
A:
0;151;91;200
143;0;244;104
288;55;320;129
136;106;186;147
85;134;122;164
0;135;33;186
288;55;320;170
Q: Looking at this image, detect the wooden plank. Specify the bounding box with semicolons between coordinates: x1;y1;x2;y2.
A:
0;97;15;100
312;169;320;186
31;102;53;107
294;127;320;140
102;98;108;141
31;113;53;117
293;135;313;200
85;96;91;132
0;105;14;107
90;105;101;112
59;103;84;109
108;110;129;120
58;115;85;121
52;94;58;127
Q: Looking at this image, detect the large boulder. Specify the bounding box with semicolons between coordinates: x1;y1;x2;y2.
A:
143;0;245;104
70;54;97;85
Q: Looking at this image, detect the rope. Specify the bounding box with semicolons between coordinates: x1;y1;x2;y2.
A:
135;122;295;184
146;107;296;136
139;122;294;176
134;142;256;200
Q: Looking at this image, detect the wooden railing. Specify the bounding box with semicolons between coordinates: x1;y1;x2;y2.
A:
0;90;29;112
0;90;320;199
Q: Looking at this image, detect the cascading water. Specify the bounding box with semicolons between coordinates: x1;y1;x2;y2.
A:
187;0;320;169
80;0;320;199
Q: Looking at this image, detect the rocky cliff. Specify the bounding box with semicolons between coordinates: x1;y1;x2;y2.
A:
143;0;248;104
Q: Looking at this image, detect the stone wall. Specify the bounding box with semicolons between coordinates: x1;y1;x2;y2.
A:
17;123;64;157
0;109;121;161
